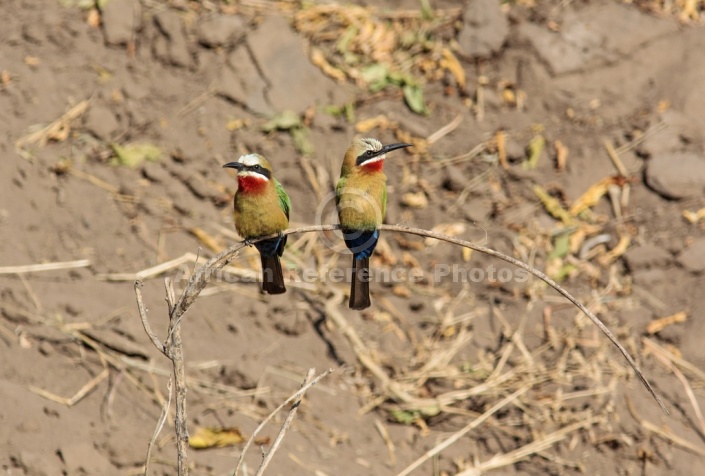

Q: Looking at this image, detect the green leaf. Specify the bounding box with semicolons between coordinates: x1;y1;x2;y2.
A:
360;63;390;92
389;409;421;425
403;84;428;115
111;143;162;167
291;127;314;156
261;110;301;132
548;232;571;260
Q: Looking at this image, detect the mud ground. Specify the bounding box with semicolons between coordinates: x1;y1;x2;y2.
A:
1;0;704;475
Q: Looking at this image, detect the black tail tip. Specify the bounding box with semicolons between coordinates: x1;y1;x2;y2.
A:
349;295;371;310
262;282;287;295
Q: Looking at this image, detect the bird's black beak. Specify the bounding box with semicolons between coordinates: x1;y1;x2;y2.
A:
379;142;412;156
223;161;244;170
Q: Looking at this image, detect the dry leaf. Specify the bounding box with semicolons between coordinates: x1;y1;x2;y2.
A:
598;234;631;266
554;139;568;171
189;427;245;449
1;70;11;87
646;311;688;334
310;47;346;82
570;177;620;216
24;56;40;66
682;207;705;224
87;8;101;28
392;285;411;298
226;118;249;131
425;223;467;247
355;115;393;133
440;48;465;89
401;192;428;209
496;130;508;170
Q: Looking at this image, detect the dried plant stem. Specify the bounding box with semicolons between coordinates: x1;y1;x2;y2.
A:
234;368;333;476
145;377;173;475
254;369;315;476
135;280;190;475
0;259;90;275
456;416;599;476
397;385;531;476
134;223;668;474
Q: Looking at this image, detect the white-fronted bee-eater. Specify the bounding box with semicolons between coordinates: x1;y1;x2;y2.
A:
223;154;291;294
336;138;411;310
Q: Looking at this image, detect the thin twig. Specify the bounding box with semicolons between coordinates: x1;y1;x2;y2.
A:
144;223;666;414
254;368;315;476
233;368;334;476
456;417;599;476
0;259;90;275
397;385;531;476
135;222;669;475
145;377;173;476
135;280;165;354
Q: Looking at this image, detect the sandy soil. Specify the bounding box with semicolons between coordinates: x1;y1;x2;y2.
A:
1;0;705;475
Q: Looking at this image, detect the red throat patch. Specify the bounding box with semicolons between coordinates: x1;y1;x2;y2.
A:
362;159;384;173
237;176;268;194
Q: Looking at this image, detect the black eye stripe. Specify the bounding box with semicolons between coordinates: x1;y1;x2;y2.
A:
244;164;272;179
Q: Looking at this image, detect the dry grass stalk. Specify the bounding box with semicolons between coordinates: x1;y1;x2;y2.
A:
456;416;599;476
234;368;333;476
29;367;109;407
0;259;90;275
627;396;705;457
16;99;89;150
374;419;396;466
131;223;668;474
144;377;173;476
397;385;531;476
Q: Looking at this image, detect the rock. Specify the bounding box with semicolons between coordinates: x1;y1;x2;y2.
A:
102;0;141;46
519;3;676;75
457;0;508;58
645;152;705;200
197;15;246;47
638;110;693;157
84;105;120;140
623;244;671;271
60;442;117;475
678;239;705;274
247;15;338;113
215;46;271;114
153;10;192;67
632;269;666;287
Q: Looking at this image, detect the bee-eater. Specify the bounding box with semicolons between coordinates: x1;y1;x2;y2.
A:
223;154;291;294
336;138;411;310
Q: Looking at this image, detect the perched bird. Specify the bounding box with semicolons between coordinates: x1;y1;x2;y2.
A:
336;138;411;310
223;154;290;294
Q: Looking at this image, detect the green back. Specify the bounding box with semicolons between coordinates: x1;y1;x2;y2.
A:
274;179;291;219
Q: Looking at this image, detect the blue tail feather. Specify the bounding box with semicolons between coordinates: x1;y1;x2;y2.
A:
342;229;379;260
254;235;285;257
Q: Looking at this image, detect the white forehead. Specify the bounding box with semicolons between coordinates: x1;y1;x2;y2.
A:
361;138;382;152
238;154;262;167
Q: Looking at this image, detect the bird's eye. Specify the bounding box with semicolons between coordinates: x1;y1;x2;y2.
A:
366;150;373;156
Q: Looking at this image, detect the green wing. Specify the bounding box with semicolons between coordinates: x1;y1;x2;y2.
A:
381;185;387;218
335;177;345;206
274;179;291;220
